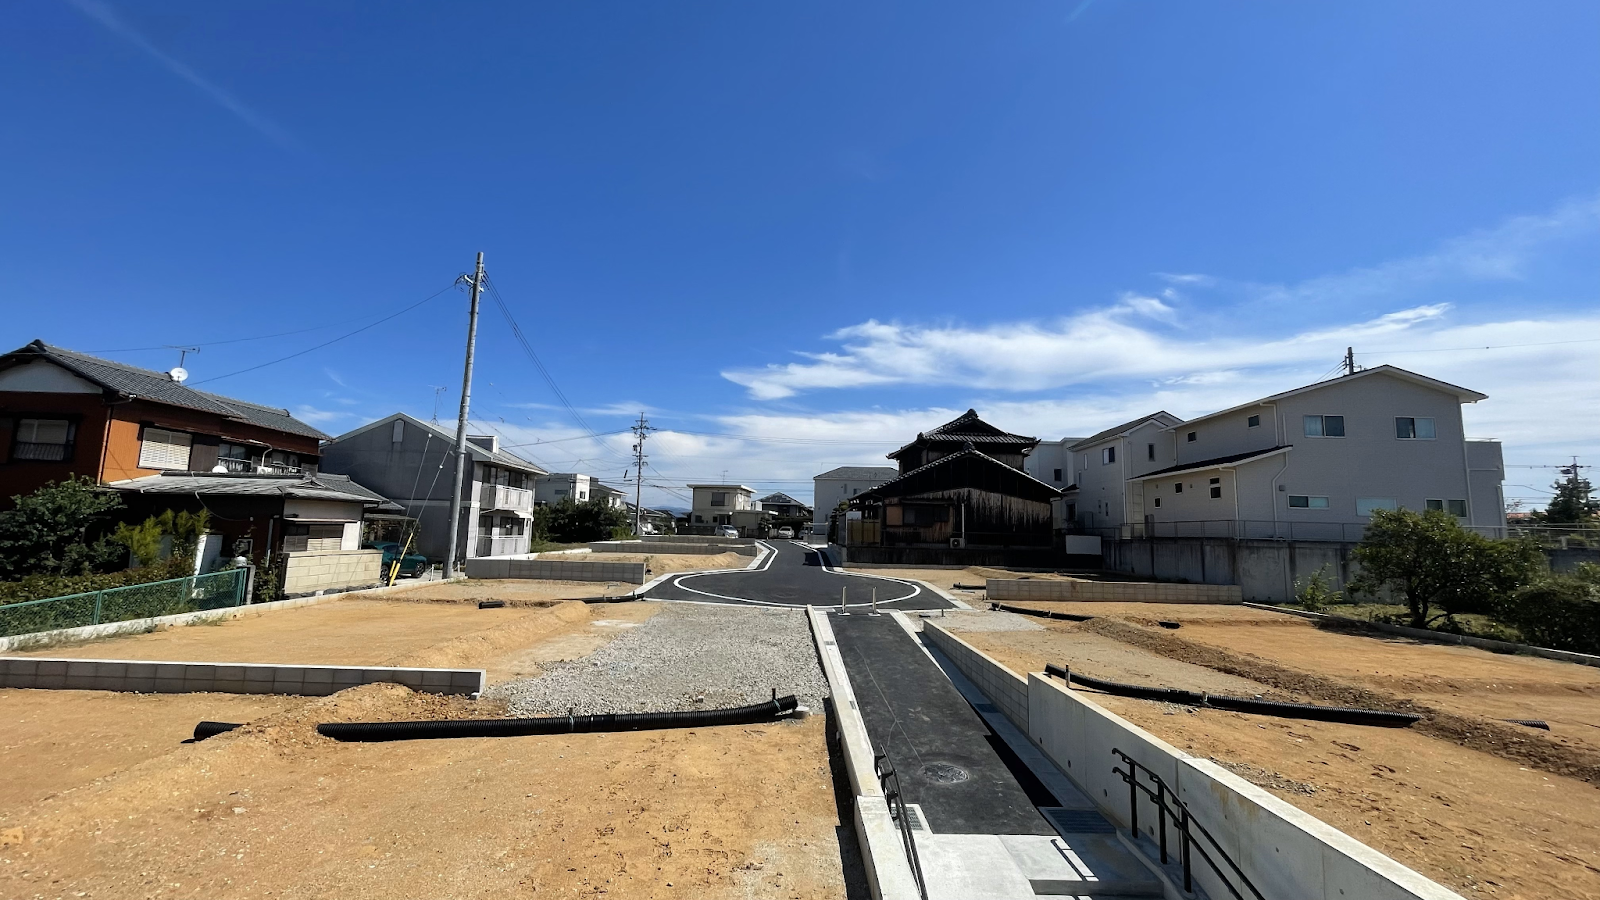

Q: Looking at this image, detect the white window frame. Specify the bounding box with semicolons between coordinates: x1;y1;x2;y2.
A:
1247;414;1260;428
1288;495;1330;509
1395;417;1436;440
1209;476;1222;499
1101;446;1116;465
138;427;193;470
1303;415;1345;438
1356;498;1397;517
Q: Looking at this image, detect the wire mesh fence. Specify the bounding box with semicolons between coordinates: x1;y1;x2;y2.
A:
0;568;247;639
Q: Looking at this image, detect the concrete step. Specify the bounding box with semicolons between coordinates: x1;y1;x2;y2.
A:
1002;833;1164;897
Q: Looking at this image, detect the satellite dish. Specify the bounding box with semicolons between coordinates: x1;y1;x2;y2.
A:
169;367;189;383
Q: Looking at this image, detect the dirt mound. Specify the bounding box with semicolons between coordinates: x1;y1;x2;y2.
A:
1083;617;1600;783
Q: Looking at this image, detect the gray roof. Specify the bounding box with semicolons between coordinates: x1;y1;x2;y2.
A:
1066;411;1183;451
758;491;807;506
106;471;402;511
853;446;1063;503
815;466;899;480
326;413;547;475
4;341;330;439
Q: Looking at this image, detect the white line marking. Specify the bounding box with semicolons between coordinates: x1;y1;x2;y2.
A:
663;540;922;607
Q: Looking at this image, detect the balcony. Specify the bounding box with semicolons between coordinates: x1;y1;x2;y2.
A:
479;483;532;511
475;534;530;557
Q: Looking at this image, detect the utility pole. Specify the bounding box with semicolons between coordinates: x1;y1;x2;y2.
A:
1343;346;1356;376
630;412;654;536
445;252;485;579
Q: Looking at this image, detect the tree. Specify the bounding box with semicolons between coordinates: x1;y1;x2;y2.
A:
1537;472;1597;524
0;477;126;580
112;509;212;570
536;498;630;543
1348;508;1544;628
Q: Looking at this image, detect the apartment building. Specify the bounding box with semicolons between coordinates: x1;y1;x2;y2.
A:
320;413;547;562
812;465;899;529
535;473;591;505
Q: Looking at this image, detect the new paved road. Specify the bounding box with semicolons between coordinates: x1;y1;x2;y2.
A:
647;540;952;610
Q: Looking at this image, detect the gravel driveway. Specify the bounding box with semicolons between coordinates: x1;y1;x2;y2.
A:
487;602;830;716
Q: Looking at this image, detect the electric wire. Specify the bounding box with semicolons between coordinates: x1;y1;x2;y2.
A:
187;283;457;386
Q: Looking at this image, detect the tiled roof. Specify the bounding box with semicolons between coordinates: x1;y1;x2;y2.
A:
758;491;805;506
853;446;1063;502
815;466;899;480
327;413;547;474
106;471;402;511
1066;412;1182;450
888;409;1038;459
6;341;329;439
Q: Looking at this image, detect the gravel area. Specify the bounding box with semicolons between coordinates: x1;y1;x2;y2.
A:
487;603;830;715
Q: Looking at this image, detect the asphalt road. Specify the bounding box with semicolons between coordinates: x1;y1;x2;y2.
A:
646;540;952;610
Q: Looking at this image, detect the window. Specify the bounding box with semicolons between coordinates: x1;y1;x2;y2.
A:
1174;482;1183;494
1053;468;1062;482
1395;417;1435;440
710;491;728;507
1303;415;1345;438
1356;498;1397;517
1153;497;1162;508
12;418;74;461
217;441;255;473
1186;432;1197;443
1288;495;1330;509
1101;446;1116;465
138;427;192;470
1247;414;1260;428
262;449;300;473
1147;443;1155;461
554;489;567;496
1209;477;1222;499
1427;499;1468;517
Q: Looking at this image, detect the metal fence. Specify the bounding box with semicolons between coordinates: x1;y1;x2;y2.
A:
0;568;247;639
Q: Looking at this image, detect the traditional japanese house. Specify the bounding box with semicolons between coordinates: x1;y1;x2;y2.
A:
846;410;1062;562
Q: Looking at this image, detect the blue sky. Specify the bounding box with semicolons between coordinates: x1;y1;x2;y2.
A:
3;1;1597;510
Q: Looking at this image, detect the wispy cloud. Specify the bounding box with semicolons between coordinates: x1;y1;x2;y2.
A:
66;0;302;153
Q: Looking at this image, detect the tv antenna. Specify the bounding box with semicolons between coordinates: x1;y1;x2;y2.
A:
166;346;199;383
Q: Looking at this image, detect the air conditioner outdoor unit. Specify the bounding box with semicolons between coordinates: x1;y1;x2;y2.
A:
950;537;966;549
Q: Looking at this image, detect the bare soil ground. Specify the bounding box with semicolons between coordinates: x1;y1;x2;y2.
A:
0;600;852;899
949;610;1600;899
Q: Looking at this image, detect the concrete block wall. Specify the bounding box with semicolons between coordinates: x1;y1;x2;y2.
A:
641;534;756;547
986;577;1242;604
0;656;485;696
920;624;1463;900
922;622;1029;732
586;541;757;557
282;549;382;597
464;557;647;584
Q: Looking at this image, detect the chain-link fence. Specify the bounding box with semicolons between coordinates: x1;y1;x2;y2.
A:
0;568;247;639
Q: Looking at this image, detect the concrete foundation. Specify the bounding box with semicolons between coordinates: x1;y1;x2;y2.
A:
0;655;484;696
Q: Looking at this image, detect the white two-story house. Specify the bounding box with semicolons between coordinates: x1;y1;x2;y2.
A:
1124;366;1504;539
1061;412;1185;533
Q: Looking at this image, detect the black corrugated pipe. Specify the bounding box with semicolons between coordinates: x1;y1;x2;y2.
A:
192;695;800;743
1043;663;1421;728
991;602;1096;622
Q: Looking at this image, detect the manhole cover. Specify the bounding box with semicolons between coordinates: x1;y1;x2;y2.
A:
920;763;970;784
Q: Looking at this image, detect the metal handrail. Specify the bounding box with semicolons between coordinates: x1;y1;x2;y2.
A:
1112;747;1264;900
874;754;928;900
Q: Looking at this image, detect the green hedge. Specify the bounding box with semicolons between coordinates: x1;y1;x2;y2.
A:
0;559;190;607
1500;576;1600;655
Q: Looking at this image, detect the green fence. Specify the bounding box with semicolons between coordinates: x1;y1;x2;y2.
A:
0;568;247;639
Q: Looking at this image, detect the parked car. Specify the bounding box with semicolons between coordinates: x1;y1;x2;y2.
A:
776;526;795;539
715;525;739;539
365;541;428;577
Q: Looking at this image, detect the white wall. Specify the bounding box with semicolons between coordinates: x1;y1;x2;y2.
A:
0;359;101;392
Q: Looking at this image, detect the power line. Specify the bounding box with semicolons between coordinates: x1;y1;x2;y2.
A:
480;273;629;466
89;303;437;354
188;282;456;386
664;429;901;445
1363;337;1600;354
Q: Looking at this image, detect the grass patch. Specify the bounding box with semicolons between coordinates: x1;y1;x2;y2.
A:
1275;601;1526;643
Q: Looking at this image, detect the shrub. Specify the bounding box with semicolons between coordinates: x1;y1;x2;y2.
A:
1499;577;1600;654
1294;565;1341;612
0;477;125;580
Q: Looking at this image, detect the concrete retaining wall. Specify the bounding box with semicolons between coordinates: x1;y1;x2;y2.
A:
921;623;1029;732
282;548;383;598
924;623;1463;900
464;556;646;584
986;577;1242;604
0;656;484;696
640;534;756;547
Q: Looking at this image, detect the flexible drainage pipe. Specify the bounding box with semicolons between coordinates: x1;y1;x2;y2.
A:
192;695;800;743
1043;663;1422;728
991;602;1096;622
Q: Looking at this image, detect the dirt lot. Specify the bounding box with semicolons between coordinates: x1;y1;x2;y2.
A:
0;598;853;899
948;608;1600;899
